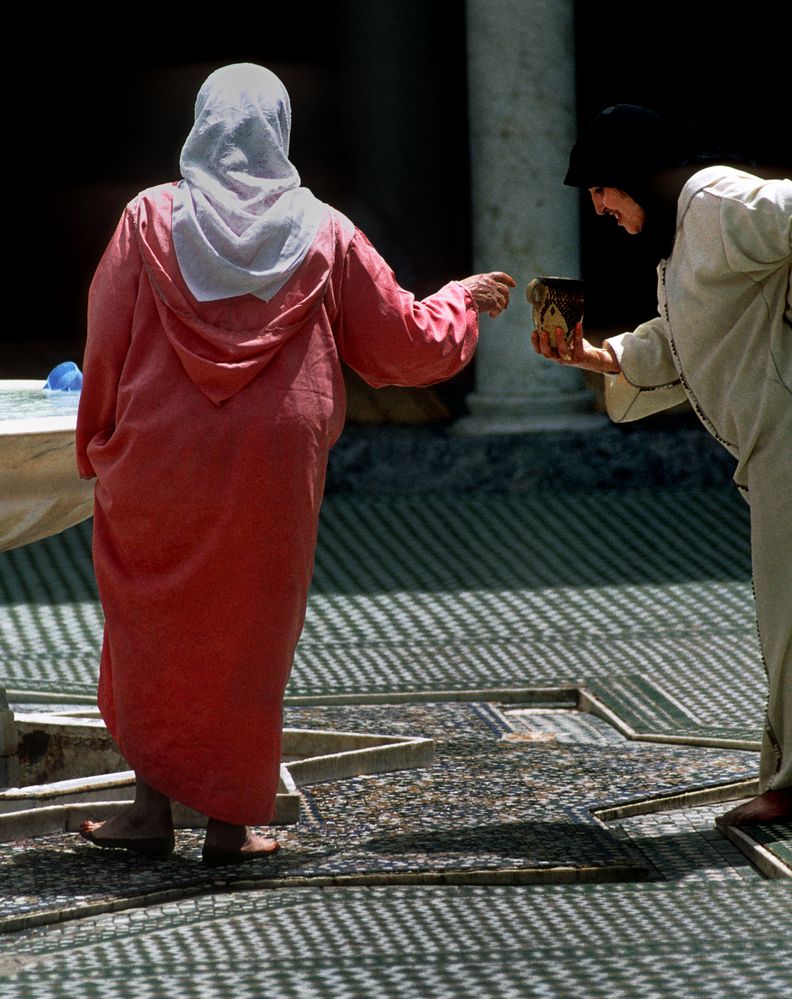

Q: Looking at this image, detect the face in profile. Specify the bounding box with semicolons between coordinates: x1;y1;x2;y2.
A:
589;187;646;234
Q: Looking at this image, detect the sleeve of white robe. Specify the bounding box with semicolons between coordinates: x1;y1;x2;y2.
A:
602;317;688;422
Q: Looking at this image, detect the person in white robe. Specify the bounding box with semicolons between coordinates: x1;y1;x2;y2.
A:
532;104;791;827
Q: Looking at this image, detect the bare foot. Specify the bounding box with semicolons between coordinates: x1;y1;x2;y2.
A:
202;818;280;866
715;789;792;828
78;777;175;856
79;806;173;842
79;822;175;857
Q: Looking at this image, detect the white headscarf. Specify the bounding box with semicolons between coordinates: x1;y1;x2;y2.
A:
171;63;326;302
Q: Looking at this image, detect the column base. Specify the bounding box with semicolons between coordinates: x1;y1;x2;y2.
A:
454;390;609;435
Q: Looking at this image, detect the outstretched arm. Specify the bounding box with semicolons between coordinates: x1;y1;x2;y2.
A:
531;316;689;422
334;227;513;388
531;323;621;372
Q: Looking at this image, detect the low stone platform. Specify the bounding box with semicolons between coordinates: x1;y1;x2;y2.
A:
0;700;770;934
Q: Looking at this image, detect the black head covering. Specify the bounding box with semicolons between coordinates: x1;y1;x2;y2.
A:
565;104;747;256
564;104;713;193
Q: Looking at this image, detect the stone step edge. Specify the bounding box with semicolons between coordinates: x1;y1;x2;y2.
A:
725;826;792;881
592;777;761;822
0;862;650;936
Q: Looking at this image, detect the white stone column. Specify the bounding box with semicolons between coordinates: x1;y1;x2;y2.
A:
456;0;605;434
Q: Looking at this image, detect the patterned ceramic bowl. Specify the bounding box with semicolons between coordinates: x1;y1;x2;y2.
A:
526;276;584;347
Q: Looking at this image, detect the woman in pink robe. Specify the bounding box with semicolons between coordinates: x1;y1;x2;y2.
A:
75;63;513;864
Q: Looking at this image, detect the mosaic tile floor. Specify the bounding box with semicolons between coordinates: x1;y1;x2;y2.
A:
2;883;791;998
0;488;762;725
0;702;764;932
2;482;790;997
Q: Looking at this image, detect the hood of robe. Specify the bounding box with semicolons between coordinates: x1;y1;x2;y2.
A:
133;184;334;405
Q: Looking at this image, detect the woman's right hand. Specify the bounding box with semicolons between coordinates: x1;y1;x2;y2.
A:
460;272;516;318
531;323;620;373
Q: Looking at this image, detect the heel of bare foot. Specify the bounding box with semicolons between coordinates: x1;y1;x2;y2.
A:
202;818;280;866
715;788;792;828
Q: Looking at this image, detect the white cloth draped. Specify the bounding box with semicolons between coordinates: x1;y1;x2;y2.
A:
172;63;326;302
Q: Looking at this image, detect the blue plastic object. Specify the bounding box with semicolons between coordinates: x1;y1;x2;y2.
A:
43;361;83;392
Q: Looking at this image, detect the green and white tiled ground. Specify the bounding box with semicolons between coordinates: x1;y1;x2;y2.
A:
2;883;791;998
2;478;790;996
0;488;763;720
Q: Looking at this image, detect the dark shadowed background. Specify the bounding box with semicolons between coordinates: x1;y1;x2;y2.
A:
5;1;789;421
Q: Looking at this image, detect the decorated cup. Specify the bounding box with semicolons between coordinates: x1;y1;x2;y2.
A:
526;276;584;347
